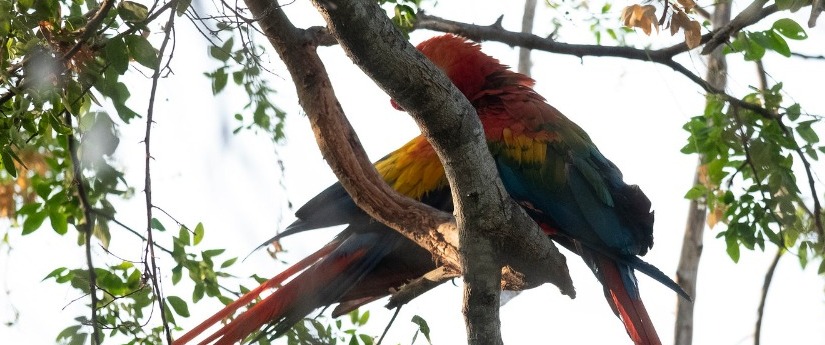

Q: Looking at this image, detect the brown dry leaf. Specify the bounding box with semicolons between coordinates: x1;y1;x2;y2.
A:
677;0;697;12
697;164;709;186
621;4;659;35
0;184;15;218
670;10;690;36
684;19;702;49
707;203;726;228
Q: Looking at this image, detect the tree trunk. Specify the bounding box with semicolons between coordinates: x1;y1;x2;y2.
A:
673;2;731;344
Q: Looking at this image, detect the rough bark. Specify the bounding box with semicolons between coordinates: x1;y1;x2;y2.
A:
673;1;731;344
243;1;575;343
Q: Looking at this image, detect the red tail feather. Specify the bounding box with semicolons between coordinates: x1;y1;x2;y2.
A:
598;257;661;345
173;241;339;345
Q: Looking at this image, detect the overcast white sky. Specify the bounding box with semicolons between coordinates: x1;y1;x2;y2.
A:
2;0;825;344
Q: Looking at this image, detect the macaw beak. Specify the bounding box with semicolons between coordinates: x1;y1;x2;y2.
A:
390;99;404;111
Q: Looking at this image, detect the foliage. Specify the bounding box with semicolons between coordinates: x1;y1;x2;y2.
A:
1;0;823;343
0;0;284;343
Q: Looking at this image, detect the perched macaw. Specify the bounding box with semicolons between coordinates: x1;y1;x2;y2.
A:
175;34;688;345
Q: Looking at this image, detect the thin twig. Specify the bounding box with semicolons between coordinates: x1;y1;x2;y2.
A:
413;11;780;120
64;111;101;344
754;248;784;345
91;209;174;255
791;52;825;59
376;305;402;345
144;3;179;344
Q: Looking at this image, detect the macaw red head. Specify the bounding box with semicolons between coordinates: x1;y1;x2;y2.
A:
390;34;504;111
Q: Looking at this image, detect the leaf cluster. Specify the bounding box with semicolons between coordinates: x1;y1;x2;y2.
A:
682;83;824;272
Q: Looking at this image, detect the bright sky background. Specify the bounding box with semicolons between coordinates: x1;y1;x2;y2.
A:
2;0;825;344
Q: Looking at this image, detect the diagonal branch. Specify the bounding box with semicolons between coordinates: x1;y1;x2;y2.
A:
754;247;784;345
247;0;573;294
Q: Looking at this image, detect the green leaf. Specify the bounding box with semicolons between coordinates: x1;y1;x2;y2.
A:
211;68;228;94
193;222;204;245
176;0;192;15
786;103;801;121
192;283;204;303
104;37;129;74
818;259;825;275
725;233;740;263
358;310;370;326
775;0;808;11
208;38;233;62
43;267;67;281
178;226;190;246
1;150;17;177
232;71;244;85
220;257;237;268
117;1;149;23
797;120;820;144
202;249;225;259
359;334;374;345
772;18;807;40
49;208;68;235
798;241;809;268
167;296;190;317
56;325;83;342
18;202;42;215
742;35;766;61
125;34;159;69
23;210;48;235
171;265;182;285
766;31;791;57
684;185;707;200
208;46;230;62
93;222;111;249
151;218;166;231
411;315;431;344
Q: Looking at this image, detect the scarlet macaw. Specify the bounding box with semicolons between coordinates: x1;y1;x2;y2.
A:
175;34;687;345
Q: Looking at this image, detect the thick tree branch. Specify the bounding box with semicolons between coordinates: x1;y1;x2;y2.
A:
313;0;573;291
246;0;573;296
313;3;576;343
245;1;573;344
675;3;731;344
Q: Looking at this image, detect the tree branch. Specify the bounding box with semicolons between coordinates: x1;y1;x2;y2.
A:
385;266;460;310
517;0;538;75
700;0;771;55
313;3;577;343
675;2;731;344
413;12;781;121
754;248;783;345
64;111;101;345
144;3;178;344
244;1;573;343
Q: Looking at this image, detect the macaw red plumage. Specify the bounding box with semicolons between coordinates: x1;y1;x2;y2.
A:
175;34;688;345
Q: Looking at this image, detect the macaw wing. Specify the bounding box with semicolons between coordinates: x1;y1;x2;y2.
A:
490;109;653;258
